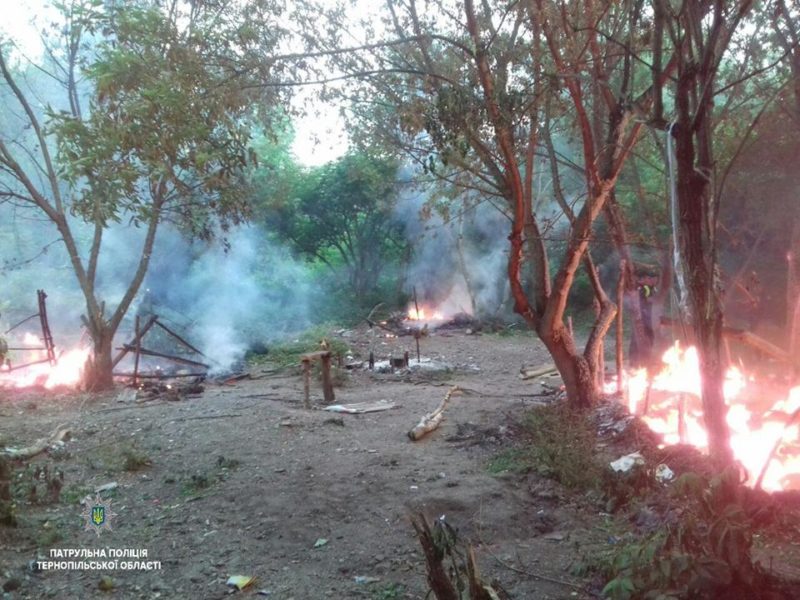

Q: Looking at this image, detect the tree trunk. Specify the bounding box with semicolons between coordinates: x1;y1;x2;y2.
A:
539;325;597;409
84;327;115;392
674;56;733;466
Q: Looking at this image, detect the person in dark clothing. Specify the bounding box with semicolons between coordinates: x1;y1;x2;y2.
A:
629;273;659;368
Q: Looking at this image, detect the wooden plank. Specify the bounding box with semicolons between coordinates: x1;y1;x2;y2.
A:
659;316;792;364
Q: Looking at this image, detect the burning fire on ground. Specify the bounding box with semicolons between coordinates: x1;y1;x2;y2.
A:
0;332;89;389
616;342;800;492
407;305;445;322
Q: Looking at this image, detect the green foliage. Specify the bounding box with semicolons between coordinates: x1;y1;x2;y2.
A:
371;582;406;599
255;151;407;305
255;325;350;369
486;449;533;475
50;1;283;238
602;468;759;599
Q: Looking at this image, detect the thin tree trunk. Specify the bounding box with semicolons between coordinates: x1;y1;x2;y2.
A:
84;327;115;392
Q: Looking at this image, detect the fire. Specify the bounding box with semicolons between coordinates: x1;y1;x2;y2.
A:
0;337;90;389
622;341;800;491
407;306;444;321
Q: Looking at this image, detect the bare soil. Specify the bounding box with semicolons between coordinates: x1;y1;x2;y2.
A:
0;326;797;600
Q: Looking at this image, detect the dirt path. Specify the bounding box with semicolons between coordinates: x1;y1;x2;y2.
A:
1;329;605;599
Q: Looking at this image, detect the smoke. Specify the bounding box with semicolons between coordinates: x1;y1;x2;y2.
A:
0;205;314;372
394;189;512;318
144;226;314;372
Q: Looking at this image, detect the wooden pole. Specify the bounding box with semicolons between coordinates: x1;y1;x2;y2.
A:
111;315;158;368
616;262;625;395
320;353;335;404
302;358;311;409
133;316;141;386
37;290;56;365
154;320;207;357
594;299;604;387
119;345;210;369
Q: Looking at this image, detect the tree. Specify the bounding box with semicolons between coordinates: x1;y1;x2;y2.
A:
650;0;756;465
258;151;407;304
307;0;667;408
0;0;286;389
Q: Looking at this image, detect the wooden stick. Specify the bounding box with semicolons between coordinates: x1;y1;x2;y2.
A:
660;317;792;364
111;315;158;368
1;426;70;460
113;372;205;379
593;299;604;387
519;364;558;380
302;358;311;409
133;316;141;386
408;386;462;441
616;261;625;394
4;313;39;335
38;290;56;365
119;345;210;369
154;320;207;357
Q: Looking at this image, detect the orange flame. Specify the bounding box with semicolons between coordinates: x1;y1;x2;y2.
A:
407;306;444;321
622;341;800;491
0;335;90;389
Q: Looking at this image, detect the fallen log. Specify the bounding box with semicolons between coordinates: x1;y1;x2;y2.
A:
519;363;558;380
1;426;71;460
408;385;461;441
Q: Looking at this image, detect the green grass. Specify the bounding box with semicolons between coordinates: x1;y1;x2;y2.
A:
371;583;405;600
60;484;92;505
524;403;604;490
249;324;351;369
122;446;152;472
487;448;534;474
488;402;604;491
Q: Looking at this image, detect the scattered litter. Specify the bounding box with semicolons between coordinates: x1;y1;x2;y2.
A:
257;590;272;596
94;482;118;494
323;401;396;414
610;452;645;473
354;576;381;584
313;538;328;548
226;575;255;590
115;388;137;403
655;463;675;483
410;485;419;491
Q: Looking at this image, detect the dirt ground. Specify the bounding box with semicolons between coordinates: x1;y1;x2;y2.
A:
0;327;612;599
1;326;798;600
